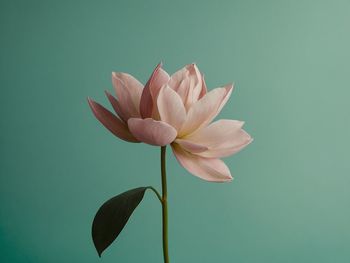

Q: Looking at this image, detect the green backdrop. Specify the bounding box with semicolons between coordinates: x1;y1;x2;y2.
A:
1;0;349;262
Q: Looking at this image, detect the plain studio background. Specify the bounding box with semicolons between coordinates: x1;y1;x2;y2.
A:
1;0;349;262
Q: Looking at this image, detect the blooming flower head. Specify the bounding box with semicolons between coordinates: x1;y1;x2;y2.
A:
88;63;252;182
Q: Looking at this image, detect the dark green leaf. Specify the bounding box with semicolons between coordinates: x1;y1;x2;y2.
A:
92;187;148;256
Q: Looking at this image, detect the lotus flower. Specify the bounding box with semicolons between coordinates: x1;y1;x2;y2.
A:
88;63;252;182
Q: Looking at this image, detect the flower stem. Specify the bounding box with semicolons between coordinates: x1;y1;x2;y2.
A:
161;146;169;263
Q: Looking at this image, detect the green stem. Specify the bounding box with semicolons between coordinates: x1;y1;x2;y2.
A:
161;146;169;263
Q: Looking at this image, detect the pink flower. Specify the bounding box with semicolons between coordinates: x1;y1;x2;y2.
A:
88;63;252;182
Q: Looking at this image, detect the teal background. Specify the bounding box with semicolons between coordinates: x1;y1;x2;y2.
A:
1;0;349;262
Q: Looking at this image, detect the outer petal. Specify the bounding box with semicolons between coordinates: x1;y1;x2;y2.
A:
105;91;126;122
218;83;234;113
112;72;142;119
199;74;207;99
149;67;170;99
139;63;170;118
184;120;252;158
157;85;186;131
171;144;232;182
198;130;253;158
127;118;177;146
179;84;233;137
174;138;208;153
112;72;143;96
185;119;245;145
88;98;139;143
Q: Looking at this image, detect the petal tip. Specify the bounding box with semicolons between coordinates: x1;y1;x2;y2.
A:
226;175;234;182
87;97;96;106
206;173;233;183
104;90;115;102
111;72;120;83
111;72;124;81
156;61;163;69
226;83;234;91
187;63;199;72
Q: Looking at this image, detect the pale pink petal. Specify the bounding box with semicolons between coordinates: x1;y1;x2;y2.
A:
179;84;233;137
168;65;190;91
105;91;126;122
185;119;245;145
217;83;234;113
157;85;186;131
112;73;142;119
188;64;203;103
171;144;232;182
184;119;252;158
175;78;190;105
149;67;170;99
87;98;139;143
127;118;177;146
169;64;204;110
139;81;153;118
175;120;247;158
198;131;253;158
199;74;207;99
174;139;208;153
140;63;170;118
112;72;143;94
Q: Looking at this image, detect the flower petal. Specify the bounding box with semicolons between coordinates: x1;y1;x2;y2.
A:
157;85;186;131
127;118;177;146
168;65;190;91
185;119;245;145
87;98;139;143
149;67;170;99
218;84;234;113
112;72;142;119
199;74;207;99
184;119;252;158
105;91;126;122
188;64;203;104
169;63;204;110
171;144;232;182
198;130;252;158
179;84;233;137
174;139;208;153
175;78;190;106
112;72;143;95
140;63;170;118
